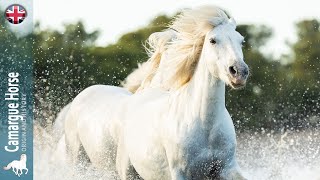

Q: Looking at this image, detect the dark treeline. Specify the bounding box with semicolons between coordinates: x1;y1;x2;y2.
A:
1;12;319;131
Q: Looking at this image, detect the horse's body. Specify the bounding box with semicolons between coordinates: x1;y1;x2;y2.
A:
121;63;240;179
61;5;249;179
65;76;239;179
3;154;28;177
65;86;130;170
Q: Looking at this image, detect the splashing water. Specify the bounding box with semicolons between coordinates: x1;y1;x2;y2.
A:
34;125;119;180
34;125;320;180
238;130;320;180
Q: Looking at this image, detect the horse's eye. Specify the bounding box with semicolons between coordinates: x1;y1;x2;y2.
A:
210;38;217;45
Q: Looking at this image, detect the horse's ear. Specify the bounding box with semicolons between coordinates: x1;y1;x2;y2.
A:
229;17;237;29
210;17;225;26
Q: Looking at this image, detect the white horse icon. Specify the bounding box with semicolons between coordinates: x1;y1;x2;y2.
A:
3;154;28;177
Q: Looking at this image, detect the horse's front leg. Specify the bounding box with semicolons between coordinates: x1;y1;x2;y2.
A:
166;148;188;180
25;168;28;174
116;153;137;180
170;169;187;180
116;136;141;180
65;122;82;166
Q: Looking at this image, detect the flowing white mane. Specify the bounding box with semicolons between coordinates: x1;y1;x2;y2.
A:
122;5;229;92
121;29;176;92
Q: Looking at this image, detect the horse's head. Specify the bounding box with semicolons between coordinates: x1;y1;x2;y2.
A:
20;154;27;161
124;6;249;91
204;18;249;89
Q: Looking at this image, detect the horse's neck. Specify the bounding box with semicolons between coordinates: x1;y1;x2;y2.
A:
149;50;173;90
181;48;225;127
20;157;26;162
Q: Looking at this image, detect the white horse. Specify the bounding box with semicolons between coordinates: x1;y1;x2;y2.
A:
62;5;249;180
3;154;28;177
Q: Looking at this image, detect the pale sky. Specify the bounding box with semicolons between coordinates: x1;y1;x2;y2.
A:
17;0;320;57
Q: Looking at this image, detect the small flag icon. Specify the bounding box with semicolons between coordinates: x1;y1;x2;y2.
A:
5;4;27;24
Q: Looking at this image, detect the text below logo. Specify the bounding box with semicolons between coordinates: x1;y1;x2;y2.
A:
5;4;27;25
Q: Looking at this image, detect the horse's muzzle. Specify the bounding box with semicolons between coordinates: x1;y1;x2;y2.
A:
228;63;249;88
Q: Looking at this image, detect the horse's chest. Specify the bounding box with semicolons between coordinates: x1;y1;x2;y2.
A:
169;124;237;178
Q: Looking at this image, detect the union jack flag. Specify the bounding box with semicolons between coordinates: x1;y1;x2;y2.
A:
5;5;27;24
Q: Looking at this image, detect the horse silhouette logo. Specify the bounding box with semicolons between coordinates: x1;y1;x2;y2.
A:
3;154;28;177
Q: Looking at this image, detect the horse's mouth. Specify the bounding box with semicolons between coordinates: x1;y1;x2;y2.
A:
230;82;246;89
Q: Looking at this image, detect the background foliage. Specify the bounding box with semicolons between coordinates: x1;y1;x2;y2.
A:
1;10;319;131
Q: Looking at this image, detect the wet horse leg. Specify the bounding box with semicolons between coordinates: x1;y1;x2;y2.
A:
116;136;141;180
65;128;82;166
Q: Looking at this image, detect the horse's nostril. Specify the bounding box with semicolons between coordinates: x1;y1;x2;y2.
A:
243;68;249;76
229;66;237;76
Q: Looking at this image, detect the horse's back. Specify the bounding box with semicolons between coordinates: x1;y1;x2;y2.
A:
74;84;130;103
66;85;130;125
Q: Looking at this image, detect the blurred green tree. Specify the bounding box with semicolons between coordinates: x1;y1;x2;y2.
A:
282;19;320;129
